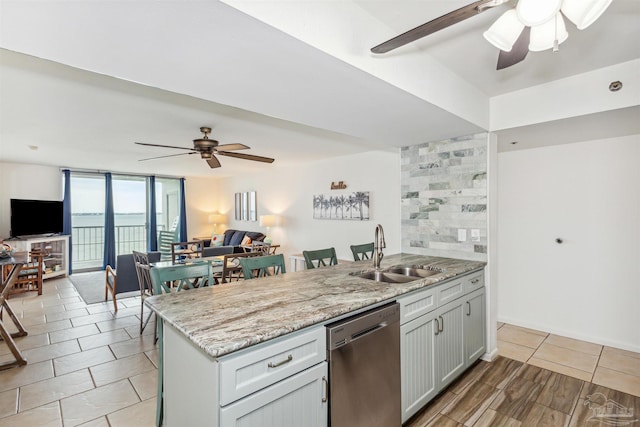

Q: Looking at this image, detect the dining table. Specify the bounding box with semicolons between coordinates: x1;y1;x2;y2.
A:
0;252;29;370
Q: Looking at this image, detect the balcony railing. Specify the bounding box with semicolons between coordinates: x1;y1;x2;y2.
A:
72;225;165;270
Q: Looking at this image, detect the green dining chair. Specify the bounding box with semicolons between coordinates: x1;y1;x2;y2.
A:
149;262;213;427
350;242;375;261
239;254;287;279
302;247;337;269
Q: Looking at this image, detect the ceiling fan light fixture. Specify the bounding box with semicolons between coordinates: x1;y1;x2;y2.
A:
516;0;562;27
561;0;612;30
483;9;524;52
529;13;568;52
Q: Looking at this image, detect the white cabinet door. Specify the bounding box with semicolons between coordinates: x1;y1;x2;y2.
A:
220;362;328;427
464;288;486;366
400;310;438;423
435;298;466;390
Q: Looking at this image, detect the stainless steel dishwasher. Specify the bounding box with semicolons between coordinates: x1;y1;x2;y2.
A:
327;302;401;427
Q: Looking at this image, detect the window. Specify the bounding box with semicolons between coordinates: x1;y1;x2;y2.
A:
68;172;181;271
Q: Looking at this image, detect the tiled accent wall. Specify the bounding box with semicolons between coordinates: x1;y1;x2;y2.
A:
401;133;488;261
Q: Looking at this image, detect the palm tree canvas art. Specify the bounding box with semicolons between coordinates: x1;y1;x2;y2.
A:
313;192;369;220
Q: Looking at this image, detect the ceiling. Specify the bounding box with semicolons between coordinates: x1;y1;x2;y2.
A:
0;0;638;178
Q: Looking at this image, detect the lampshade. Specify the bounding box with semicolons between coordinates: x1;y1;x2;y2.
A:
561;0;612;30
529;13;568;52
516;0;562;27
259;215;278;227
483;9;524;52
208;214;226;224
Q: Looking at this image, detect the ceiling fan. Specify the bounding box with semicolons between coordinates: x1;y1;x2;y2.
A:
371;0;612;70
135;127;275;169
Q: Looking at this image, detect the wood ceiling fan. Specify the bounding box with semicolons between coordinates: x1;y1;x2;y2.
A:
370;0;526;70
135;127;275;169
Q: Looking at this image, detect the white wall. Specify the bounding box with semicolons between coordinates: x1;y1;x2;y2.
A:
0;162;63;239
209;150;401;262
496;134;640;352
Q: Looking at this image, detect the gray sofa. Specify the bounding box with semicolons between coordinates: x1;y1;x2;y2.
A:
206;229;266;254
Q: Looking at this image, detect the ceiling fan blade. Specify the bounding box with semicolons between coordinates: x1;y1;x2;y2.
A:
138;152;195;161
497;26;530;70
217;151;275;163
371;0;504;54
215;143;249;151
207;155;222;169
135;141;196;151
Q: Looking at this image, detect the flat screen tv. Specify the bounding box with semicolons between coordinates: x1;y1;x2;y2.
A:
10;199;64;238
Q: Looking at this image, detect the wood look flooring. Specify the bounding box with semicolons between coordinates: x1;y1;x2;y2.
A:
406;357;640;427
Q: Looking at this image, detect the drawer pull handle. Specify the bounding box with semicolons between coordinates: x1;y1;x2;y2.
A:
322;376;328;402
471;278;480;284
268;354;293;368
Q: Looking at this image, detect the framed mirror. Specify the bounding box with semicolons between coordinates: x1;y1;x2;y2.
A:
249;191;257;221
235;193;242;220
241;192;248;221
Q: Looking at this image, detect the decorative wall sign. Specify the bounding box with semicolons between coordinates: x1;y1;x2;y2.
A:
313;191;369;220
235;191;257;221
330;181;347;190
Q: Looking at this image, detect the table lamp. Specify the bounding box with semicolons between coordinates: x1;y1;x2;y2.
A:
259;215;279;243
208;214;227;236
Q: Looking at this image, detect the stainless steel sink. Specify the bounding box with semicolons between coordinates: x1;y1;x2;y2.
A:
384;266;440;278
357;271;419;283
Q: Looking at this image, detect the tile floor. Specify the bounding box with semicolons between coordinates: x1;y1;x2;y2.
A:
497;322;640;396
0;277;638;426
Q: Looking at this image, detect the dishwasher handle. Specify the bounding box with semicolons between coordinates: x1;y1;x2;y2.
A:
351;321;388;342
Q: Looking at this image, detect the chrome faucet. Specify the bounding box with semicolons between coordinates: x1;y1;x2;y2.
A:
373;224;386;270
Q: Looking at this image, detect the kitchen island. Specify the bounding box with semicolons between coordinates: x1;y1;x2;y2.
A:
145;253;486;426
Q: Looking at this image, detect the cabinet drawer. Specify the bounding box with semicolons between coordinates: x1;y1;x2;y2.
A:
220;362;328;426
464;272;484;293
219;326;326;406
398;287;437;325
436;278;465;306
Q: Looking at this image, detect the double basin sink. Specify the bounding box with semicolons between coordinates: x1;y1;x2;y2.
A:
355;265;443;283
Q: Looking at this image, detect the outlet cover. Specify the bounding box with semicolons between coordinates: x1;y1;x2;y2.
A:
457;229;467;242
471;229;480;242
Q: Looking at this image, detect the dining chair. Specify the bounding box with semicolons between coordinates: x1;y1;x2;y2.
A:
302;247;338;269
350;242;375;261
249;241;272;255
239;254;286;279
215;252;262;284
132;251;154;335
11;250;44;296
170;240;205;263
148;261;213;427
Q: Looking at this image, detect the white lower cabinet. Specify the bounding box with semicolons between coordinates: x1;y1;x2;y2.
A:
464;288;486;366
400;310;438;422
399;270;485;423
435;298;466;390
220;362;328;427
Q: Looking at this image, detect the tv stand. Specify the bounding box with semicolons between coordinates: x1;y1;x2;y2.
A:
8;235;69;280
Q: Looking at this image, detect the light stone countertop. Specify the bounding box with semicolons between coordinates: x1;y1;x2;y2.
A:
144;253;485;359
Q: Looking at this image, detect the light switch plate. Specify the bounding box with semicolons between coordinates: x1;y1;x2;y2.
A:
471;229;480;242
458;229;467;242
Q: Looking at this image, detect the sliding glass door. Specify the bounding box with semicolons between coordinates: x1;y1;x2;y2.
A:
68;172;181;272
70;174;105;271
113;175;147;255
